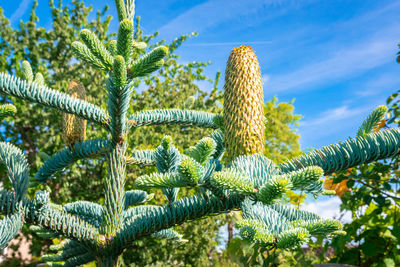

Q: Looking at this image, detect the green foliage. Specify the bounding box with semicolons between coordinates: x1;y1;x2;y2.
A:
321;163;400;266
357;105;388;137
0;103;16;122
79;29;113;70
21;60;34;82
124;190;151;208
177;157;203;186
186;137;217;165
279;129;400;175
288;166;324;190
0;73;109;126
257;176;292;205
211;170;255;195
264;97;302;164
128;46;168;78
227;238;317;267
397;42;400;63
298;104;400;267
36;139;109;182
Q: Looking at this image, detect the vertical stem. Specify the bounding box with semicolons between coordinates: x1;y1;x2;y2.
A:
227;217;234;245
98;255;120;267
104;142;127;235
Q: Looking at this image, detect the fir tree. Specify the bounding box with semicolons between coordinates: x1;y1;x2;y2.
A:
0;1;399;266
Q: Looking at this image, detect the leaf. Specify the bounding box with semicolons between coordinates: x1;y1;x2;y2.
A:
384;258;395;267
387;93;398;104
375;195;386;206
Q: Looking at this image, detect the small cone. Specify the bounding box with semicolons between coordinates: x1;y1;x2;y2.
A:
223;45;265;162
63;81;87;146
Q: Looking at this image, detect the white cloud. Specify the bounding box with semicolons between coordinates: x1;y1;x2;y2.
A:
9;0;32;23
355;71;400;97
302;197;352;223
263;74;271;84
185;41;273;47
301;105;369;128
158;0;306;39
263;0;400;94
266;30;399;93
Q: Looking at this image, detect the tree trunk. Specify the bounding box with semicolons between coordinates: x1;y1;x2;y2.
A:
97;255;120;267
227;218;234;245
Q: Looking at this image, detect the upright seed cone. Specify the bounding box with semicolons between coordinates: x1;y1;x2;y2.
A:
63;81;87;146
224;45;265;162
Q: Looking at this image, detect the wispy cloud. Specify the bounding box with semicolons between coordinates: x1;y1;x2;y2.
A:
266;27;399;93
9;0;32;23
303;197;351;223
185;41;272;47
354;71;400;97
263;74;271;84
301;105;370;127
158;0;305;39
262;0;400;94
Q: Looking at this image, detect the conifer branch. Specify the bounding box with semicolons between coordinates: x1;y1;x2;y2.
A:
152;228;182;241
0;212;23;249
0;190;19;215
357;105;388;137
79;29;114;70
36;139;109;183
64;201;105;228
72;41;109;70
29;204;100;243
126;149;155;165
135;172;187;189
117;19;134;62
124;190;151;208
114;0;128;21
127;46;168;78
279;129;400;175
128;109;222;129
107;59;133;144
0;142;30;200
209;130;225;160
43;239;95;266
115;194;243;248
0;73;109;127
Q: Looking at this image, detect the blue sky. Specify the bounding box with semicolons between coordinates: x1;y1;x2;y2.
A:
3;0;400;151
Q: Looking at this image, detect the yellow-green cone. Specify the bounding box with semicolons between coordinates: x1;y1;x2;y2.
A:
63;81;87;146
223;45;265;162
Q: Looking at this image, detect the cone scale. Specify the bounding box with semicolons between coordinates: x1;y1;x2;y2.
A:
223;45;265;162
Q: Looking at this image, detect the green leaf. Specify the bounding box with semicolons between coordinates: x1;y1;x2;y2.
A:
384;258;395;267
